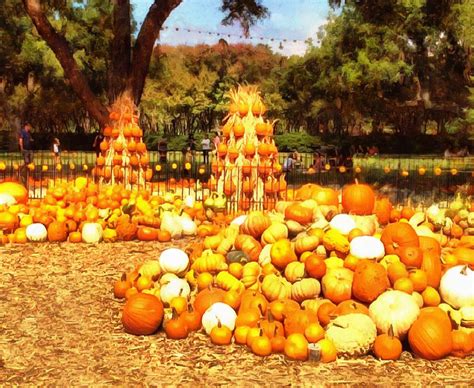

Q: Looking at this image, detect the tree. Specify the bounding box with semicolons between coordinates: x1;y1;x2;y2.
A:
21;0;269;128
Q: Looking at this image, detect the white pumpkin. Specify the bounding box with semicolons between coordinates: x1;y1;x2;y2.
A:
184;195;195;208
201;302;237;335
349;236;385;260
0;193;16;206
329;214;356;235
25;223;48;242
369;290;420;338
161;212;182;239
439;265;474;309
159;278;190;304
138;260;161;279
159;248;189;274
231;215;247;226
180;217;197;236
351;215;377;236
81;222;103;243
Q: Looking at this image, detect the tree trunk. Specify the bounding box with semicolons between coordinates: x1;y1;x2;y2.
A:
23;0;110;128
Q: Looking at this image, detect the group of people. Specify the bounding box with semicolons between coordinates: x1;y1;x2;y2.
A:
444;145;470;158
18;122;61;166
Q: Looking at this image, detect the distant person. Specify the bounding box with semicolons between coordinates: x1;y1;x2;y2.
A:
158;138;168;163
201;133;211;165
52;138;61;164
18;122;34;166
367;145;379;156
456;146;470;157
187;133;196;153
212;132;221;152
92;132;104;157
283;154;295;173
292;150;301;169
444;146;456;158
310;152;322;172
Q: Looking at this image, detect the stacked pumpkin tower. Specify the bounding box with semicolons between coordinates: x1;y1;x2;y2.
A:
94;95;152;188
212;85;286;211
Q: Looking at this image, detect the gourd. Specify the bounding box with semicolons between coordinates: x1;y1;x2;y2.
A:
291;278;321;303
202;302;237;334
215;271;244;292
82;222;103;244
369;290;420;338
25;223;48;242
329;214;356;235
322;268;354;304
284;261;306;283
159;278;191;305
192;250;228;273
349;236;385;260
241;262;262;289
439;265;474;309
0;193;16;206
159;248;189;274
261;223;288;245
161;211;183;239
285;203;314;224
121;293;164;335
239;211;271;239
180;216;197;236
138;260;161;279
322;229;350;254
270;239;297;269
234;234;262;261
294;235;320;256
226;250;249;264
325;313;377;357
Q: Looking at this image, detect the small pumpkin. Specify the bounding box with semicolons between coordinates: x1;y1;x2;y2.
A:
47;221;68;242
322;268;354;304
159;248;189;275
239;211;271;239
261;223;288;245
373;326;403;360
380;222;419;255
261;274;292;302
234;234;262;262
270;239;297;269
81;222;103;243
294;235;320;256
285;204;313;224
291;278;321;303
439;265;474;309
202;302;237;335
284;261;306;283
25;223;48;242
349;236;385;260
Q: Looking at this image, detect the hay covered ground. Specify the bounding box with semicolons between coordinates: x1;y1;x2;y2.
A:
1;241;473;387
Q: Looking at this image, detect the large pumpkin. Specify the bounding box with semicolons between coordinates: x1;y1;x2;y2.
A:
421;251;442;288
380;222;419;254
341;181;375;215
408;314;452;360
285;204;313;225
193;287;226;316
121;293;164;335
0;182;28;204
352;261;389;303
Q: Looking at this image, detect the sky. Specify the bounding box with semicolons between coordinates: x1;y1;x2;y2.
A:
131;0;331;56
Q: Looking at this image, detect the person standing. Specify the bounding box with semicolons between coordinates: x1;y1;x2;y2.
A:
92;131;104;157
52;138;61;164
201;133;211;165
18;122;34;166
158;138;168;163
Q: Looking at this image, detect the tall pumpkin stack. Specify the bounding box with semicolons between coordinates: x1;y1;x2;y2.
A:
94;95;152;187
212;85;286;211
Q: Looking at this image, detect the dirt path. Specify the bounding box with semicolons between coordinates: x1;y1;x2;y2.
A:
1;242;473;386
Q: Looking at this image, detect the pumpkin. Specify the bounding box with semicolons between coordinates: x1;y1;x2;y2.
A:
325;313;377;357
294;235;320;256
251;331;273;356
284;261;306;283
291;278;321;303
81;222;103;244
261;223;288;245
47;221;68;242
352;261;389;303
398;246;423;268
295;184;322;201
192;250;228;274
313;187;339;207
121;293;164;335
241;262;262;289
380;222;419;254
194;287;227;316
0;193;16;206
408;314;452;360
160;278;190;304
284;308;318;336
261;274;292;301
239;211;271;239
259;312;285;339
439;265;474;309
114;273;132;299
138;260;161;279
333;300;369;317
369;290;420;338
25;223;48;242
285;204;313;224
373;197;392;225
0;211;18;231
322;268;354;304
226;250;249;264
373;327;403;360
419;236;441;256
270;239;297;269
202;302;237;335
180;305;202;332
0;182;28;204
137;226;158;241
234;234;262;261
284;333;309;361
421;251;442;288
452;247;474;266
210;320;233;346
349;236;385;260
341;181;375;215
304;254;327;279
451;329;473;358
328;214;356;235
159;248;189;275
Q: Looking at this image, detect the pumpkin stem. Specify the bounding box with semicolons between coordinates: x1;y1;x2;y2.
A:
388;325;395;338
267;311;275;323
171;307;179;320
460;266;468;276
121;273;127;282
259;328;263;336
355;178;359;185
447;310;459;330
257;303;264;316
217;318;222;328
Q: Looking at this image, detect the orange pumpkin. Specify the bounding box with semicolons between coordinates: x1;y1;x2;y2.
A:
285;204;313;224
193;287;226;316
373;197;393;225
47;221;68;242
0;182;28;204
341;181;375;215
352;261;389;303
408;314;452;360
380;222;419;254
0;211;18;231
240;211;271;239
137;227;158;241
270;239;297;270
121;293;164;335
313;187;339;207
421;251;442;288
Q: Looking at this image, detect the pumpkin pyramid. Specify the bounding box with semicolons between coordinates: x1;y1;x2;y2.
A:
211;85;286;211
94;95;152;187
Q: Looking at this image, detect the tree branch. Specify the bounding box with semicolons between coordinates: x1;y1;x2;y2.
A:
109;0;132;100
22;0;110;128
129;0;182;105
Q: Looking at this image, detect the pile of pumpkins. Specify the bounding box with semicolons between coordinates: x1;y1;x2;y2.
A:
0;180;229;244
115;181;474;362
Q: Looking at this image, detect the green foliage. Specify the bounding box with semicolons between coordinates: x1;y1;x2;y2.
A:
274;132;321;153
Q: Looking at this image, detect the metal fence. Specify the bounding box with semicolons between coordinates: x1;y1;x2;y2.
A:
0;151;472;209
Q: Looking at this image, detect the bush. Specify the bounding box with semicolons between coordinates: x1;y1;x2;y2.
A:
274;132;321;153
